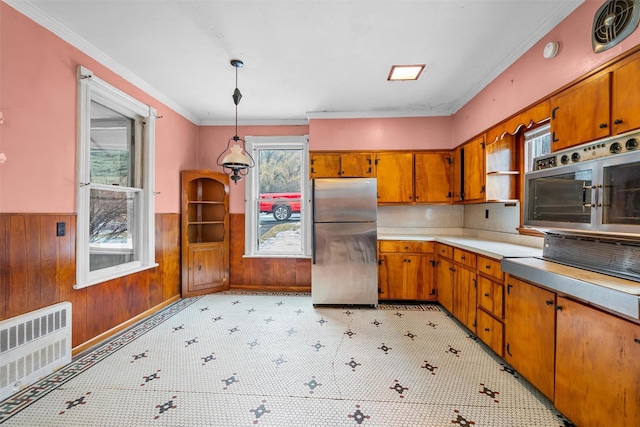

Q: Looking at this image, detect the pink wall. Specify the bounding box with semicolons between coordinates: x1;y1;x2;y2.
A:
0;3;198;214
308;116;454;150
454;0;640;144
197;125;309;213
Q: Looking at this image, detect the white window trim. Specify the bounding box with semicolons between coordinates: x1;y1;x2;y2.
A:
244;135;311;258
75;65;157;289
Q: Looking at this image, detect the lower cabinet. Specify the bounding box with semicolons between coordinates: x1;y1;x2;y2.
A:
435;256;454;313
452;264;477;333
555;297;640;427
476;309;503;355
186;243;227;294
435;244;476;333
504;276;556;401
378;241;436;300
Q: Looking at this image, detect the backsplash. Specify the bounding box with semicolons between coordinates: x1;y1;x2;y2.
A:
464;202;520;234
378;205;464;228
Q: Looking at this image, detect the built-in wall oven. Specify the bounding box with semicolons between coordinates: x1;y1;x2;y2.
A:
524;130;640;236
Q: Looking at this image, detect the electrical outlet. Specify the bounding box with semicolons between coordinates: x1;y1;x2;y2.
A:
56;222;65;237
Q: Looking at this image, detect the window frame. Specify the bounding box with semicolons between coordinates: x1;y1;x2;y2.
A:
75;65;157;289
244;135;311;258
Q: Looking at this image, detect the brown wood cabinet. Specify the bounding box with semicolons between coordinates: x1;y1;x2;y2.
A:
451;136;485;202
378;241;436;300
555;297;640;427
485;134;519;202
375;153;414;203
476;256;505;356
181;170;230;297
550;73;610;152
610;55;640;135
414;152;452;203
436;244;476;332
504;276;556;400
310;152;373;178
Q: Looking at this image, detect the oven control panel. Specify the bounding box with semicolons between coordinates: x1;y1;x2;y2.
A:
534;131;640;170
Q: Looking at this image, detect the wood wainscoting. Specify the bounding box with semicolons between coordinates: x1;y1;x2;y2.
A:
229;214;311;292
0;213;181;349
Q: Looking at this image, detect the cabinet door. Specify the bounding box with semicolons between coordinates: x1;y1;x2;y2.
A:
414;152;452;203
310;153;341;178
453;266;477;333
612;56;640;135
551;73;611;151
380;253;406;299
555;298;640;427
462;137;485;202
341;153;374;177
504;277;556;400
187;243;226;295
436;257;454;313
451;146;463;201
412;254;436;300
375;153;414;203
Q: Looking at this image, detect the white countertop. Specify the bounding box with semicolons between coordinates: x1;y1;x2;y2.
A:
377;233;543;259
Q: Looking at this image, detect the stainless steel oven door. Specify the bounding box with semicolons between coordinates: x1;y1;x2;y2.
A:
598;149;640;234
524;160;598;232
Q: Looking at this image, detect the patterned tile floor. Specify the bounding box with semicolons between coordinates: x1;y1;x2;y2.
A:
0;292;574;426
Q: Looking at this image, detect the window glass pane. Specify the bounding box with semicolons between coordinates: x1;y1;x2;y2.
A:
90;101;134;186
89;188;137;271
257;149;302;254
524;123;551;172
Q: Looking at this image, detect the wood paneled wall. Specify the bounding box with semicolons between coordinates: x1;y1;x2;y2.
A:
0;213;181;348
229;214;311;291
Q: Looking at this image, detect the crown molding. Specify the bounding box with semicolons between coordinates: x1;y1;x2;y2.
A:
305;110;449;120
198;118;309;126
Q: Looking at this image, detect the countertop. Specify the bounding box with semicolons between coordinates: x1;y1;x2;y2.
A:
377;233;543;259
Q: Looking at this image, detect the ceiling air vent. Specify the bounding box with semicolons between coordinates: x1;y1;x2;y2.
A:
593;0;640;53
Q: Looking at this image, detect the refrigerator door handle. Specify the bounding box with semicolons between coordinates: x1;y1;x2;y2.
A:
312;223;316;264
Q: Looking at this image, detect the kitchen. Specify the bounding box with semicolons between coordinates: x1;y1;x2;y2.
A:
1;0;640;426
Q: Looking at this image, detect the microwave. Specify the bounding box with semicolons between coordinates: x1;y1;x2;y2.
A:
524;132;640;237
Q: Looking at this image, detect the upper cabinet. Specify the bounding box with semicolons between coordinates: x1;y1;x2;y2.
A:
550;73;610;152
414;152;452;203
310;152;373;178
485;133;519;202
375;152;414;203
452;135;485;203
551;54;640;152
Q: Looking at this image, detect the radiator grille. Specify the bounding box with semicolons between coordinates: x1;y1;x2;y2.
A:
0;302;71;401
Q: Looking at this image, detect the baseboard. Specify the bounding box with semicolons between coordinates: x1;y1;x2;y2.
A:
230;284;311;292
71;295;181;356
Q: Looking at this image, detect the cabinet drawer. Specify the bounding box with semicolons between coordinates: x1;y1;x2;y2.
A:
478;255;503;281
436;243;453;258
478;275;504;319
477;308;504;357
379;240;434;253
454;248;477;268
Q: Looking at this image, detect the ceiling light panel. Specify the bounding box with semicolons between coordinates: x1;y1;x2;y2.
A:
388;64;425;81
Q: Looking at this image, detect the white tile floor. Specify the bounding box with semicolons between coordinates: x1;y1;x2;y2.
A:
0;292;574;426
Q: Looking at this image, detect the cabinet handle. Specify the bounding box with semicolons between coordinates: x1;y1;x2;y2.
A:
506;343;513;357
405;246;409;250
599;123;608;129
546;300;553;305
614;119;623;125
407;259;411;263
461;256;465;260
198;265;202;271
556;305;563;311
449;267;456;272
484;328;490;332
634;338;640;344
484;293;490;297
551;106;559;119
507;284;512;295
552;132;558;143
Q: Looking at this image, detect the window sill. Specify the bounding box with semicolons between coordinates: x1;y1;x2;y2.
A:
73;263;159;290
242;254;311;259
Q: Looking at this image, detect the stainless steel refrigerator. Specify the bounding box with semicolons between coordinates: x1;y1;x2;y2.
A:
311;178;378;306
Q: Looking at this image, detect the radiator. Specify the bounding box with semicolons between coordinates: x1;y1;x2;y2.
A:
0;302;72;401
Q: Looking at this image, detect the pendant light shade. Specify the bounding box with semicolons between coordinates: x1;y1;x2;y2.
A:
216;59;254;184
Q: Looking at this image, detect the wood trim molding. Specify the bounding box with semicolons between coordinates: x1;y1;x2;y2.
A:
71;294;180;356
486;101;550;144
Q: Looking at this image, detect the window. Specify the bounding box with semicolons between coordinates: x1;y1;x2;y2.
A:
245;136;310;257
76;66;157;289
524;123;551;172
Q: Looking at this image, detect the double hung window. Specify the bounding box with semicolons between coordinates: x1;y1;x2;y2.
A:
76;66;156;288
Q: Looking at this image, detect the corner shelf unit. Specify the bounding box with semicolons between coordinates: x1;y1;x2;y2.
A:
181;170;230;297
485;134;520;202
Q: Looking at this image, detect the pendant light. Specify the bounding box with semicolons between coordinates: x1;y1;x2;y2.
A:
216;59;255;184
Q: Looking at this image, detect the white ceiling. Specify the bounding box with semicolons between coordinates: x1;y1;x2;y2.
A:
10;0;585;125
